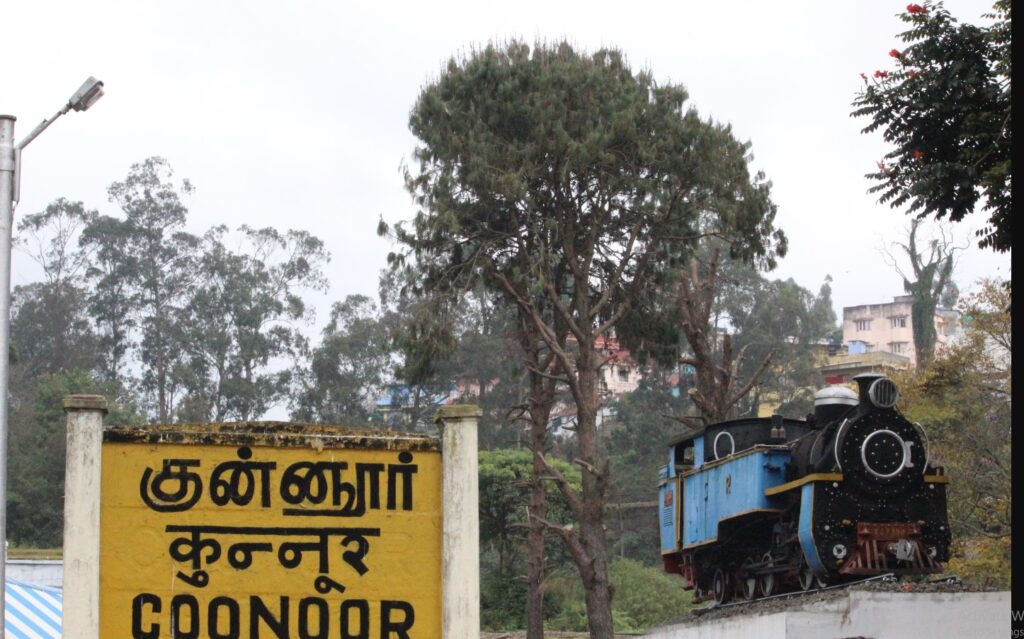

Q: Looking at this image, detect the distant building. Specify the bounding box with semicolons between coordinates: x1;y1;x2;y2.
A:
841;294;960;369
818;351;912;385
547;334;642;435
595;335;643;398
373;385;454;430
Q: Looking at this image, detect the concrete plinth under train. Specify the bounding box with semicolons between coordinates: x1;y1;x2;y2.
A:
643;590;1009;639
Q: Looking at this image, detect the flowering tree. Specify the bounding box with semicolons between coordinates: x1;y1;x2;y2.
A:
851;1;1010;252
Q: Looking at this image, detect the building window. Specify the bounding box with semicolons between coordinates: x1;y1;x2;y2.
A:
890;342;906;353
617;367;630;382
855;319;871;331
891;316;907;328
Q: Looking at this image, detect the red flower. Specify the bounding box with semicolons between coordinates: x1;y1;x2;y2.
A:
889;49;902;58
913;149;924;159
906;3;926;14
874;70;889;78
860;72;868;80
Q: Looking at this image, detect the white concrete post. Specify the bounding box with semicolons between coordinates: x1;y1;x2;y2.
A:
436;405;481;639
62;394;107;639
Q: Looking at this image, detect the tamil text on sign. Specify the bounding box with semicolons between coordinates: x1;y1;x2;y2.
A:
99;424;442;639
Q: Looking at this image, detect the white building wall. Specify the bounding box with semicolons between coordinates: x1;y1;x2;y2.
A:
4;560;62;588
643;590;1010;639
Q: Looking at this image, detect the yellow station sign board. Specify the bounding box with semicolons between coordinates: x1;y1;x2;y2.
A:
99;424;442;638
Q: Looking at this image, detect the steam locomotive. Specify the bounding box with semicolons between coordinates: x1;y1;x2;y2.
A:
658;373;951;604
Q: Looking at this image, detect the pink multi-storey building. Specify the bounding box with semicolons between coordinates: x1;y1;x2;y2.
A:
842;294;959;368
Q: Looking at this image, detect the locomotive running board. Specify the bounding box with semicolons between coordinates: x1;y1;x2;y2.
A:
840;522;941;575
763;473;843;496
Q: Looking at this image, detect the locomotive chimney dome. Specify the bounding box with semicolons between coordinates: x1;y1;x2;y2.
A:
853;372;900;409
813;385;858;424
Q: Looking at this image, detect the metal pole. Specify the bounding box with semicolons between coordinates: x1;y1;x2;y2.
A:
0;113;17;637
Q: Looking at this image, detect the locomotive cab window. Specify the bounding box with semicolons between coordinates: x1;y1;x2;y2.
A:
674;442;695;472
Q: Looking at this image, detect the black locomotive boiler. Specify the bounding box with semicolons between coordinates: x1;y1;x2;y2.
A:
658;373;951;604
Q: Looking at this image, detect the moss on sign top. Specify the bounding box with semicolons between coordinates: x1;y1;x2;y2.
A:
103;421;440;452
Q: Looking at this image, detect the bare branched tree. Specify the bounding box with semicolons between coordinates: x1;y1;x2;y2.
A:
880;219;968;369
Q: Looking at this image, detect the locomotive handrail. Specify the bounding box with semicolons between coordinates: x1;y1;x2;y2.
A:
911;421;931;474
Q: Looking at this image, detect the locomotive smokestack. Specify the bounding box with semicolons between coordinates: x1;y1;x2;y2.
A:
853;372;885;404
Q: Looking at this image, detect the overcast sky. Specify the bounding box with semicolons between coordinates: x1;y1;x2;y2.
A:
6;0;1009;329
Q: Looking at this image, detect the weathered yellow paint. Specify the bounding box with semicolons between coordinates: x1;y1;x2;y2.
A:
100;435;442;638
763;473;844;496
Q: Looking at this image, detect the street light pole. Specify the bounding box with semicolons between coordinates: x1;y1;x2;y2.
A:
0;115;18;637
0;77;104;635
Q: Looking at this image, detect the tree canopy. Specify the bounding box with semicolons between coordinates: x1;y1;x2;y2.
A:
894;278;1009;586
851;1;1011;252
388;40;786;638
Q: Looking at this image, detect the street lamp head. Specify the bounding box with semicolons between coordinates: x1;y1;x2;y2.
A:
68;76;104;112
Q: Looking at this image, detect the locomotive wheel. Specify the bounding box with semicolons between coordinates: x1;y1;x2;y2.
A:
798;564;815;591
740;558;757;601
758;553;778;597
712;568;733;605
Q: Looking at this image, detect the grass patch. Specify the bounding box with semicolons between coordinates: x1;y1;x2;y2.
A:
7;547;62;560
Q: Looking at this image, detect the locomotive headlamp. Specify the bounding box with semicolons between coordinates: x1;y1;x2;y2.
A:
868;377;899;408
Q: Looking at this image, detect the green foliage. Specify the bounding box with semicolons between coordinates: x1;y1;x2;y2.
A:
12;198;101;379
79;214;136;383
182;225;329;421
607;558;693;631
394;42;786;634
478;449;580;631
605;378;686;564
13;159;333;424
10;282;98;380
545;558;692;632
731;275;838;417
101;156;200;421
393;41;786;295
851;1;1011;252
6;369;141;547
6;163;330;546
480;546;529;630
893;278;1009;586
290;294;391;425
945;536;1011;588
15;197;96;285
618;239;838;420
